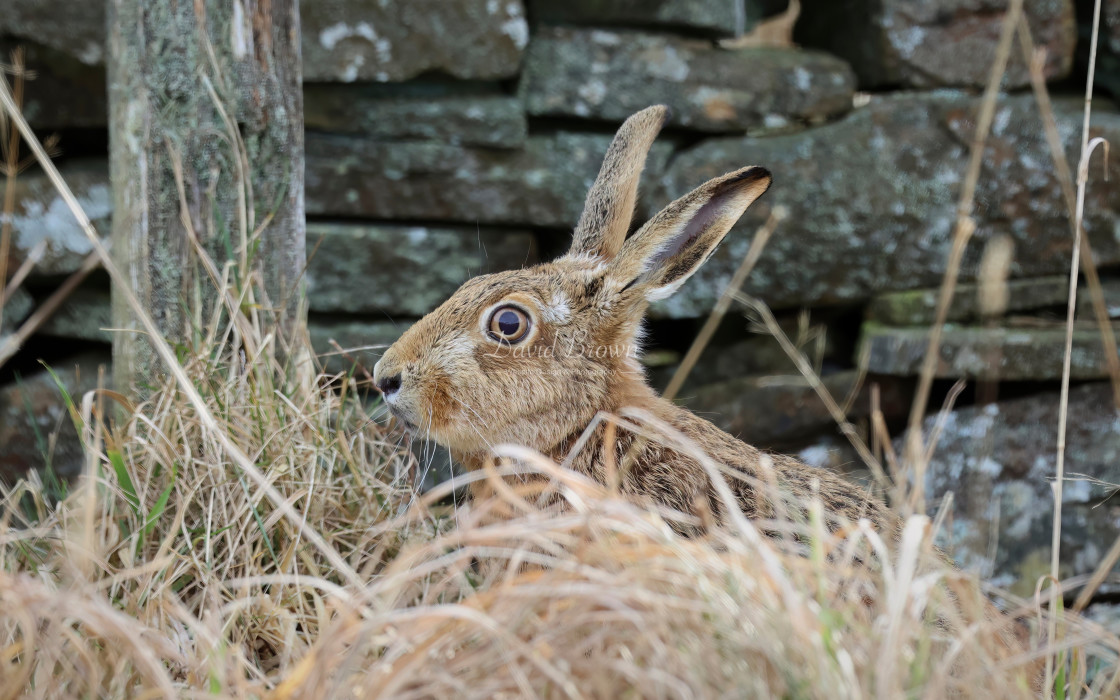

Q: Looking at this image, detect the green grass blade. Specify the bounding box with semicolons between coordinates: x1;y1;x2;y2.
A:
107;449;141;516
141;464;177;539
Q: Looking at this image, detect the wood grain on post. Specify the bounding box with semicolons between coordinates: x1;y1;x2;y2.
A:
106;0;305;390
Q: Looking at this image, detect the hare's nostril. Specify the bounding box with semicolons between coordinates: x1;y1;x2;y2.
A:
377;373;403;397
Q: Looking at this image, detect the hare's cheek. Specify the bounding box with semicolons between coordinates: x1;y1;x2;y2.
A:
419;370;461;427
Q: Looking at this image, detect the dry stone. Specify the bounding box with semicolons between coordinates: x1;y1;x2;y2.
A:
522;27;855;132
17;221;536;328
0;40;108;129
798;383;1120;594
795;434;872;481
908;383;1120;596
305;223;537;315
0;352;109;484
20;93;1120;316
1;288;33;336
1106;0;1120;54
1;160;110;277
37;287;110;343
649;93;1120;318
867;276;1070;326
648;334;800;390
305;132;672;227
860;323;1120;380
12;130;631;277
308;318;406;376
10;41;525;143
304;87;527;148
1;0;106;64
647;315;841;391
684;370;911;448
527;0;746;37
1086;602;1120;632
1078;279;1120;319
3;0;528;82
301;0;528;82
797;0;1076;89
871;277;1120;326
24;282;405;377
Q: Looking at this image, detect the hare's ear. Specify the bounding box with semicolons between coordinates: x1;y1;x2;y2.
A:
568;105;670;260
609;166;771;301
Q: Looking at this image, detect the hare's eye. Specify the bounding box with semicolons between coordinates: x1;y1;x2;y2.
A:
487;306;531;343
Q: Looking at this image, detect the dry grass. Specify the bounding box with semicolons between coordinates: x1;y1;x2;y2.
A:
0;342;416;698
1;337;1116;698
2;10;1120;700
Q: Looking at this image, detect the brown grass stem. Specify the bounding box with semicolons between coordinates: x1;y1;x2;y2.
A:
733;292;890;492
1072;532;1120;613
0;68;367;591
1049;1;1107;692
1018;18;1120;410
904;0;1024;467
0;251;100;368
0;49;27;338
662;205;786;402
0;239;44;306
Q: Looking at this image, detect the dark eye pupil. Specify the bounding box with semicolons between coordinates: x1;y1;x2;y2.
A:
497;310;521;336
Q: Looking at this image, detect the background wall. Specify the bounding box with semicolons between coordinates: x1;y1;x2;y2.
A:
2;0;1120;597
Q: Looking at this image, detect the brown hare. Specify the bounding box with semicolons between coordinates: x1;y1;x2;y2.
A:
373;105;891;532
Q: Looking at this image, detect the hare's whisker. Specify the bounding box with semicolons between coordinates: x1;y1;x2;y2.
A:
451;396;497;454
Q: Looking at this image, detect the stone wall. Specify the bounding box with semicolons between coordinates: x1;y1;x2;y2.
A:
2;0;1120;595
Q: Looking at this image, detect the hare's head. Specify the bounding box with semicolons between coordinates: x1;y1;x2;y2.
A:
373;105;771;459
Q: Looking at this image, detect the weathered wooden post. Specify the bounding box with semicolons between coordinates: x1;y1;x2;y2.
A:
106;0;305;389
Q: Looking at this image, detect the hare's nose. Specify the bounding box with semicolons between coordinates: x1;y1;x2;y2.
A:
377;372;403;398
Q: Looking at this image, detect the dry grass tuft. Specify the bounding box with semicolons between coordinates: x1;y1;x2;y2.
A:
0;341;418;697
0;337;1116;697
1;11;1119;698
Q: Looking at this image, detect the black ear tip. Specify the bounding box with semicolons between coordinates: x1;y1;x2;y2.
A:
717;166;772;196
732;166;772;185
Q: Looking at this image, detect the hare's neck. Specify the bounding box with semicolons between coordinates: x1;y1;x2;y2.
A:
452;449;492;473
543;389;696;471
608;371;663;413
452;377;684;473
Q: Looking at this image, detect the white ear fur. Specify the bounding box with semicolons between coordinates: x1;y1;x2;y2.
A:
611;166;772;301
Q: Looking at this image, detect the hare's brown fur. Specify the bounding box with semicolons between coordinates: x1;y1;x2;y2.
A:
374;105;892;532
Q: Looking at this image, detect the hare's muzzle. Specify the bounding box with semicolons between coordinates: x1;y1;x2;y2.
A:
376;372;402;398
373;357;405;401
373;356;419;431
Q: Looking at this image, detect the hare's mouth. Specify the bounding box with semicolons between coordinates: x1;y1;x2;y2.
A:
385;404;419;433
397;416;417;432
